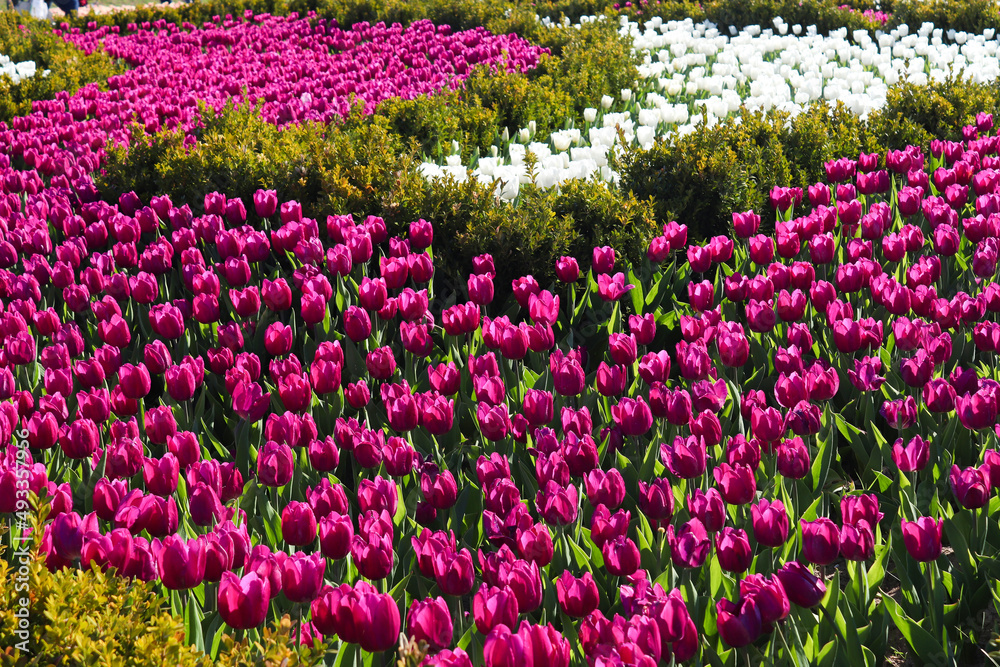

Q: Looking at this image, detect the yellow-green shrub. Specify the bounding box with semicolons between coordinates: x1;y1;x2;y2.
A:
890;0;1000;34
0;14;121;122
617;75;1000;241
96;100;658;287
0;546;329;667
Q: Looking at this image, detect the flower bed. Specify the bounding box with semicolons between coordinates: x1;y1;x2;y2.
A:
421;15;1000;195
0;3;1000;666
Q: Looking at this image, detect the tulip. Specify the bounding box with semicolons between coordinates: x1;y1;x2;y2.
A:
556;571;600;618
713;463;756;505
801;518;840;565
60;418;101;460
218;571;270;630
597;272;633;302
601;535;641;576
752;499;789;547
483;624;529;667
536;480;578;526
319;513;354;560
280;551;325;603
777;436;811;478
590;506;630;549
584;468;626;509
118;363;151;399
555;256;580;282
498;559;542;613
683;488;724;533
892;436;930;472
637;477;674;523
611;397;653;437
421;468;458;510
408;597;452;650
841;494;883;529
473;583;519;634
660;436;707;479
750;405;784;443
668;518;711;569
257;441;294;488
775;561;826;607
433;548;475;597
716;527;753;573
356;585;403;652
716;597;762;648
281;501;318;546
142;454;179;497
957;389;998;430
840;520;874;561
516;522;553;566
156;535;206;590
950;465;991;509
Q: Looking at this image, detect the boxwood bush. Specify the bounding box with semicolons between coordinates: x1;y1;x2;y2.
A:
96;102;659;289
0;504;328;666
617;75;1000;241
0;14;121;122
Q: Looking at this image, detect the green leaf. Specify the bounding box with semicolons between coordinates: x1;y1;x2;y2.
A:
882;595;946;660
333;640;357;667
810;407;835;493
815;639;838;667
187;593;205;652
628;267;643;315
709;553;723;598
567;538;594;572
943;515;978;584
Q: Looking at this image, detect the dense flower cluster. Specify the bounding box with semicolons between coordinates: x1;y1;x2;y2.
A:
0;12;544;208
422;15;1000;194
0;10;998;666
0;54;45;85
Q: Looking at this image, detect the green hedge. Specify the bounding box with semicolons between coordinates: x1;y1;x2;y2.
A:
96;102;659;288
65;0;1000;37
616;75;1000;241
615;0;886;33
0;13;121;123
377;18;637;163
0;505;328;666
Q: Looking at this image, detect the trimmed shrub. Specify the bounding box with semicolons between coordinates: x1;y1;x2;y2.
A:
0;14;120;122
617;75;1000;241
96;100;657;288
0;541;328;666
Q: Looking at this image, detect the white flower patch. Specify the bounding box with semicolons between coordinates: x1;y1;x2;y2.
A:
421;16;1000;199
0;55;47;85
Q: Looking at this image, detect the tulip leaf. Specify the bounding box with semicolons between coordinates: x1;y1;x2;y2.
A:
798;496;822;526
186;593;205;652
628;268;643;315
871;470;893;494
644;271;662;309
943;516;978;585
866;543;890;595
882;595;946;661
709;552;722;598
456;624;475;650
558;607;587;663
207;615;225;660
810;408;835;493
333;640;357;667
567;538;593;572
815;639;837;667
